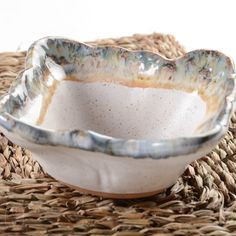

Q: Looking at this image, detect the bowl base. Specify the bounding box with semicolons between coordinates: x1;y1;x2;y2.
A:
58;179;166;199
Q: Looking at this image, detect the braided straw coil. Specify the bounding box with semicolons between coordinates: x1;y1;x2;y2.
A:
1;33;236;235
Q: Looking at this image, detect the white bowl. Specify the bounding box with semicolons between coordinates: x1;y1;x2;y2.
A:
0;37;235;198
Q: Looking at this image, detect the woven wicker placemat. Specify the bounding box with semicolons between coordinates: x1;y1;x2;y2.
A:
1;33;236;235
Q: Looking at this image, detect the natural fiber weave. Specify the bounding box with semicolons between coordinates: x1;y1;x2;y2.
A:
1;33;236;235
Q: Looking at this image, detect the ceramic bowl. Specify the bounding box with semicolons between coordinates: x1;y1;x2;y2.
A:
0;37;235;198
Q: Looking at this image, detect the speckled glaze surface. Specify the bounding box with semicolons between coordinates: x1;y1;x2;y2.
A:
0;37;235;197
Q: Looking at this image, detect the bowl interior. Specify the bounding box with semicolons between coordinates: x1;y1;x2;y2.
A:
6;38;234;140
25;80;206;139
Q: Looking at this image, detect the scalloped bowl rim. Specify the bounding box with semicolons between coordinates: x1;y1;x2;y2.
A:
0;37;235;159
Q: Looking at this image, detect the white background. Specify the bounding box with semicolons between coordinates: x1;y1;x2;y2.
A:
0;0;235;61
